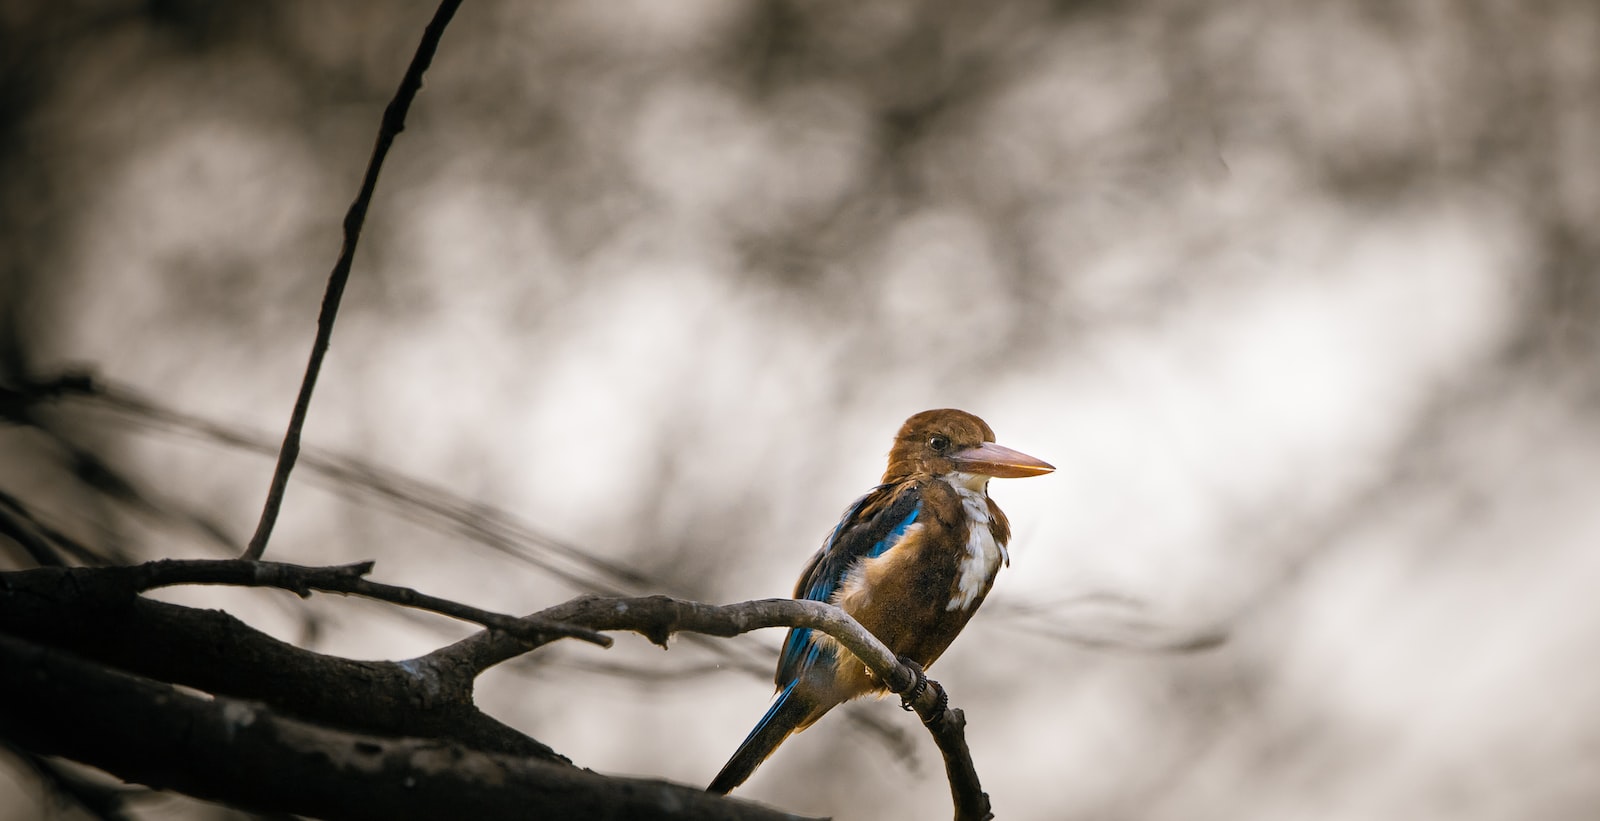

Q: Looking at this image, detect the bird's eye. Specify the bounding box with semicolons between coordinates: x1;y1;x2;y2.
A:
928;434;950;452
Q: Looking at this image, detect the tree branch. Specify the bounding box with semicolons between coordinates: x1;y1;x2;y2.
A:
908;683;992;821
0;633;818;821
0;566;562;761
242;0;463;561
2;561;991;819
439;594;992;819
436;595;913;686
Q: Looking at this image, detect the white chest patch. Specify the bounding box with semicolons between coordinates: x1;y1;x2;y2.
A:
948;481;1007;611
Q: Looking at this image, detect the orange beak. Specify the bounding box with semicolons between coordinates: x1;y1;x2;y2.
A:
950;442;1055;478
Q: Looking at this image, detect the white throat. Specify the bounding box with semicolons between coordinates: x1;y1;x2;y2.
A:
953;471;991;493
947;475;1007;611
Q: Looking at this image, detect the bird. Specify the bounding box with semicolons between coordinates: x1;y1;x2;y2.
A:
708;408;1053;795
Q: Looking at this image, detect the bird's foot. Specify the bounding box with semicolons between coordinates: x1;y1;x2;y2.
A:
897;655;928;711
922;680;949;726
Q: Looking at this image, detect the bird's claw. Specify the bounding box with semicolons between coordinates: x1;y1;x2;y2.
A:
897;655;928;711
922;681;949;726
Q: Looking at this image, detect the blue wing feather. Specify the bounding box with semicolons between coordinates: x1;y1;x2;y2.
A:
867;506;918;558
774;482;922;687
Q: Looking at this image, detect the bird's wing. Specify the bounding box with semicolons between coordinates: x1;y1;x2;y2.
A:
775;481;922;687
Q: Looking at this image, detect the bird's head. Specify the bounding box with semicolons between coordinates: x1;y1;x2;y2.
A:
882;409;1054;489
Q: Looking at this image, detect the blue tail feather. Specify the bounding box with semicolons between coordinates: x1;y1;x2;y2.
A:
707;679;814;794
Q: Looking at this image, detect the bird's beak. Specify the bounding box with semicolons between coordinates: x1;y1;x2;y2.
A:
950;442;1055;478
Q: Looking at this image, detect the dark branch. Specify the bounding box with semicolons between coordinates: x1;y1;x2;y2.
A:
905;683;991;821
0;633;819;821
0;490;66;567
0;565;563;761
242;0;463;561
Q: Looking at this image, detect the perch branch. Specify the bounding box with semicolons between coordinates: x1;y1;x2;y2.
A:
908;682;991;821
440;594;992;819
242;0;463;561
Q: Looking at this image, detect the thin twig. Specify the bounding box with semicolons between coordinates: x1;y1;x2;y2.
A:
153;558;611;647
0;491;67;567
242;0;463;561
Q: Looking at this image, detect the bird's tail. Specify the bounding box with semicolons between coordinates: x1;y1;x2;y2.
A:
707;679;818;795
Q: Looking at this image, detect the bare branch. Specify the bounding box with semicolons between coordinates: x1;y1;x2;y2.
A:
436;595;912;687
0;633;820;821
903;683;992;821
242;0;463;561
439;594;991;819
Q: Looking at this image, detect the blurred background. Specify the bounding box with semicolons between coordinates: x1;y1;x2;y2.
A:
2;1;1598;819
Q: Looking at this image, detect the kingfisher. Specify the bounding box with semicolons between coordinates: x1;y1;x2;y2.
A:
708;408;1054;794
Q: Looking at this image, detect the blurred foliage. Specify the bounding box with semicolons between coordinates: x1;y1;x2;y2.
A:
2;1;1599;819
